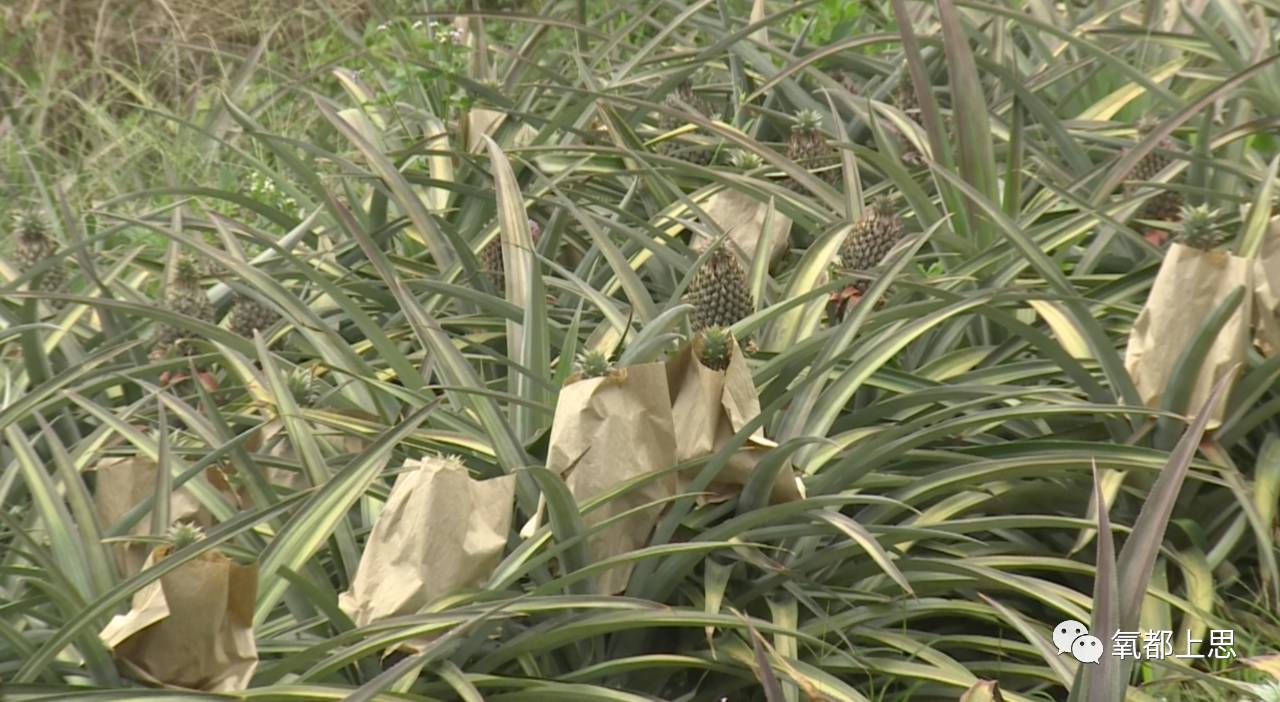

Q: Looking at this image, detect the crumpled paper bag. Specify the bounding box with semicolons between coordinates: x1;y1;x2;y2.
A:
1124;242;1252;428
338;456;516;650
93;457;241;577
692;189;792;269
1251;216;1280;356
666;335;804;505
548;362;679;594
99;547;258;691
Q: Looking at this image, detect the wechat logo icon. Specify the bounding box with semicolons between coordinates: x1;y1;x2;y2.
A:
1054;620;1103;664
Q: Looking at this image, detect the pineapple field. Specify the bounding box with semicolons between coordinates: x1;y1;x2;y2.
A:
4;0;1280;700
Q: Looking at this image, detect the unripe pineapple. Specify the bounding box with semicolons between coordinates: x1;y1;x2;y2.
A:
697;327;734;371
656;80;720;166
784;109;840;191
481;219;542;288
576;349;614;379
686;246;753;332
13;213;68;307
154;255;215;357
228;293;278;338
894;73;919;115
840;195;905;273
1126;118;1184;222
1175;205;1231;251
287;365;321;407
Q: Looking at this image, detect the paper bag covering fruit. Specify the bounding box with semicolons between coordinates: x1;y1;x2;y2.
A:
338;456;516;652
691;188;792;270
1124;242;1252;428
666;329;803;505
547;361;679;595
93;457;244;577
1252;216;1280;356
98;546;258;691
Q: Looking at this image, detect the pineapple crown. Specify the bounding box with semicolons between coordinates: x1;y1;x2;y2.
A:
729;150;765;170
1135;116;1160;137
288;366;321;407
791;109;824;136
1176;204;1231;250
166;522;205;549
576;349;614;379
698;327;734;371
174;255;203;288
17;213;50;245
868;194;896;217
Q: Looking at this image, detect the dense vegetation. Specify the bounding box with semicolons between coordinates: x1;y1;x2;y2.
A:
2;1;1279;700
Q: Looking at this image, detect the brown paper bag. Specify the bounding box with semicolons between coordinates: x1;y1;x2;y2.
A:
1124;243;1252;428
1252;216;1280;356
548;362;679;594
93;457;240;577
99;547;258;691
692;189;792;269
338;456;516;649
666;336;803;505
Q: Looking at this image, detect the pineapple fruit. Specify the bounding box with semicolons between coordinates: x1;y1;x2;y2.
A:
894;74;925;167
481;218;542;288
783;109;841;191
153;255;215;358
1126;118;1184;223
656;79;720;166
229;293;278;339
1175;205;1232;251
696;326;734;371
840;195;905;274
13;213;68;308
686;246;753;332
829;195;905;322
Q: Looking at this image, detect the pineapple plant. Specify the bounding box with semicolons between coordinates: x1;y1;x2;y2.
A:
686;246;753;332
696;326;734;371
783;109;840;191
228;293;279;339
12;213;68;308
481;218;542;288
1175;204;1232;251
153;255;215;358
1126;118;1184;222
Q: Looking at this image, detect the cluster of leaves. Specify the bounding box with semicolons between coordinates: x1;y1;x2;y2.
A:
2;1;1280;701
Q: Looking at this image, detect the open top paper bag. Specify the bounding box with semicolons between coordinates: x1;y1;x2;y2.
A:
1124;242;1252;428
338;456;516;651
547;361;679;594
99;546;258;691
1252;215;1280;356
666;332;803;505
93;457;242;577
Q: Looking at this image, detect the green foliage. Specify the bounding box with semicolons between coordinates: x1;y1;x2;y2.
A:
2;1;1280;700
